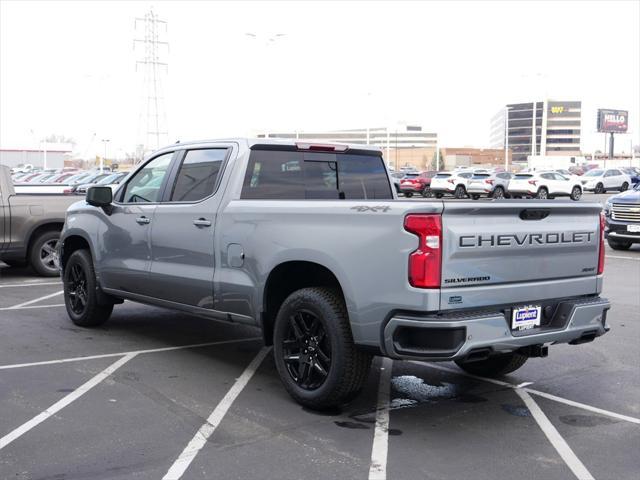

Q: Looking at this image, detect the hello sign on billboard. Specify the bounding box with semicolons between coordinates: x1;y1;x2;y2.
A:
597;109;629;133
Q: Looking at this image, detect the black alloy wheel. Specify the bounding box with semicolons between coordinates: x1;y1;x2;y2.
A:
621;182;629;191
422;186;433;198
282;310;331;390
63;249;113;326
595;183;604;194
67;263;88;315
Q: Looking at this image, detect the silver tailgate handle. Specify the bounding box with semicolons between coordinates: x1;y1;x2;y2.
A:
193;218;212;227
135;216;151;225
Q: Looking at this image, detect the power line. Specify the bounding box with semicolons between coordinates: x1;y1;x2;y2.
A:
134;9;169;159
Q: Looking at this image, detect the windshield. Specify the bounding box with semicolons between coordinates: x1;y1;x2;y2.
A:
584;169;603;177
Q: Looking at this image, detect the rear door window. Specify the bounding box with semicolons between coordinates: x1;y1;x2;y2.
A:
170;148;228;202
241;149;392;199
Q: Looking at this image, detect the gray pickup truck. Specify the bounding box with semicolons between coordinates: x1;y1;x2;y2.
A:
0;165;79;276
59;139;610;409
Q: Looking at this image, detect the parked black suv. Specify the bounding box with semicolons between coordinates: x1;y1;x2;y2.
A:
604;183;640;250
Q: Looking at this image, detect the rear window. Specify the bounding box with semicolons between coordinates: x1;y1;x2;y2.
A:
514;174;533;179
241;149;392;200
472;174;490;179
435;173;451;178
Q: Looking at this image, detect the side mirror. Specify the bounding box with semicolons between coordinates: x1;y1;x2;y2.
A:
86;186;113;214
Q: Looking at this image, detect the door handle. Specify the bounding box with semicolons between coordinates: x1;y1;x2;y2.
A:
193;218;212;227
135;216;151;225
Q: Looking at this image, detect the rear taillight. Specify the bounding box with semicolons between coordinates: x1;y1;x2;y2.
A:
404;214;442;289
485;179;494;185
598;211;605;275
63;188;72;194
528;180;538;186
447;178;455;184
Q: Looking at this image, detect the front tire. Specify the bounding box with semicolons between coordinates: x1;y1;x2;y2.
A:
273;287;372;409
454;185;466;199
620;182;629;191
570;186;582;201
29;230;61;277
492;186;505;199
607;239;632;250
594;183;604;194
421;187;433;198
455;352;528;377
63;249;113;327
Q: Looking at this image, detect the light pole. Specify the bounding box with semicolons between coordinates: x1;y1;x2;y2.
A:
100;139;110;173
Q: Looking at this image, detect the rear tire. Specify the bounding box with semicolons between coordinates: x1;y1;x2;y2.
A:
570;186;582;201
63;249;113;327
492;186;505;199
607;239;632;250
454;185;466;199
29;230;61;277
421;187;432;198
455;352;528;377
435;193;444;198
535;187;548;199
404;192;413;198
273;287;372;410
471;194;480;200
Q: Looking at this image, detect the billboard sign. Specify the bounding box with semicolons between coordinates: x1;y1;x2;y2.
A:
597;109;629;133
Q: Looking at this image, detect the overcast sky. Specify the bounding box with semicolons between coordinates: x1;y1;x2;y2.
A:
1;0;639;158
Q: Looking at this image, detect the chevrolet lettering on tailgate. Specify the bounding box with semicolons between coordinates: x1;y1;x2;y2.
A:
459;231;595;248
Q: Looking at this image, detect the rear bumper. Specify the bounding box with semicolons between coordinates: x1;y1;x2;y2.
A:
383;296;610;361
466;186;492;194
508;189;536;196
399;185;424;193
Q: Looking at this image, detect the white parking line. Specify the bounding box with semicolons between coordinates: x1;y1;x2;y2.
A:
525;389;640;425
162;346;271;480
411;361;640;425
0;353;137;450
2;290;63;310
515;389;595;480
0;282;61;288
0;338;262;370
0;303;65;311
369;357;393;480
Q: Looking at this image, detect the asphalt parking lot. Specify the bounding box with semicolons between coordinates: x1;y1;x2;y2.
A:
1;193;639;480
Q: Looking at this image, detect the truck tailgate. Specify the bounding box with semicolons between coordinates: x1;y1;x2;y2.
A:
439;201;602;310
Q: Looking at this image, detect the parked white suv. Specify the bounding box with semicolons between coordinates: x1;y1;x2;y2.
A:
430;171;473;198
581;168;631;194
508;171;583;200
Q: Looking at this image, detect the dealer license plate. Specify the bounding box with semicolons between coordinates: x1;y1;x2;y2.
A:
511;305;541;331
627;224;640;233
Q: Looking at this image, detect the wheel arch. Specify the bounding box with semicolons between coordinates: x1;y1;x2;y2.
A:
25;220;65;258
261;261;347;346
59;231;94;275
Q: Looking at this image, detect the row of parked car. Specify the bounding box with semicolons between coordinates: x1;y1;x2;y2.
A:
10;168;129;194
393;166;639;200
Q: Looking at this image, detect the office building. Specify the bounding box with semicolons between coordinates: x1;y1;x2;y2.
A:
490;100;582;163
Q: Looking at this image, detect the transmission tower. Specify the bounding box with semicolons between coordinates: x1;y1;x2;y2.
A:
134;9;169;157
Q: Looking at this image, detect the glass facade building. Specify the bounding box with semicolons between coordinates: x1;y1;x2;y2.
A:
490;100;582;163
